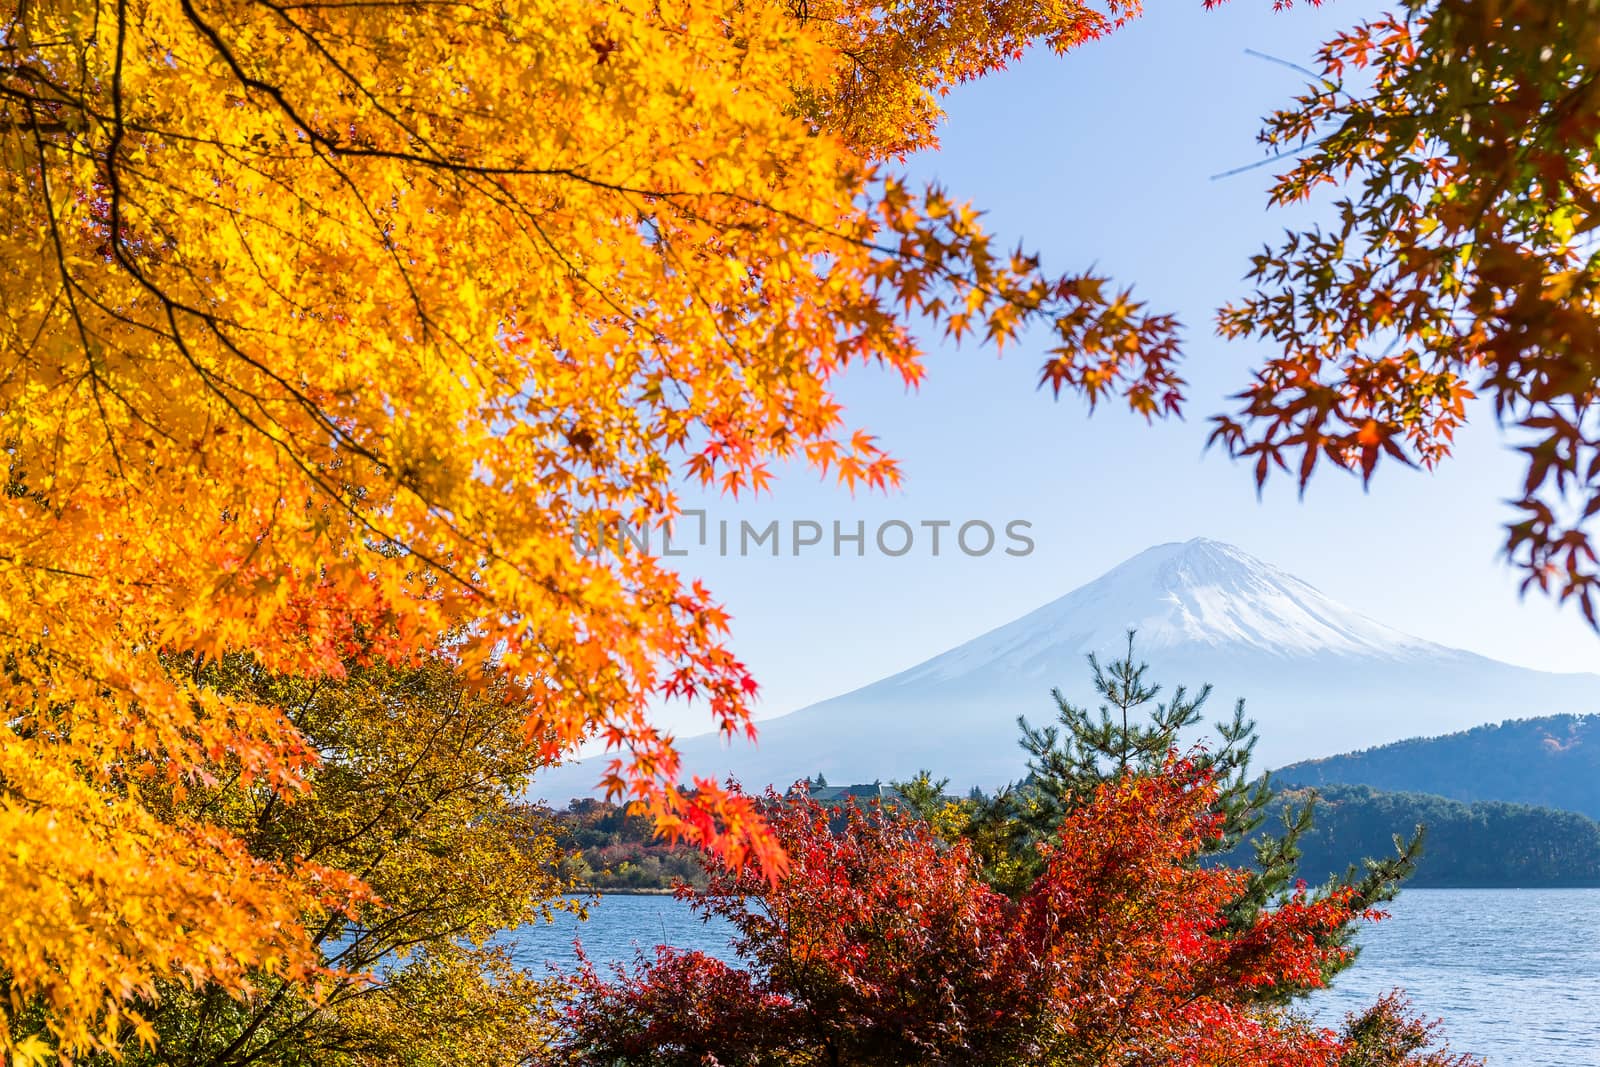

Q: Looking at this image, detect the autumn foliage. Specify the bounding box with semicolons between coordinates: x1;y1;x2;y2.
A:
0;0;1188;1055
554;761;1471;1067
0;0;1582;1059
1212;0;1600;621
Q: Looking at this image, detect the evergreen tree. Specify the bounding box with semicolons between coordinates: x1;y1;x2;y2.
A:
1012;632;1420;992
904;632;1421;996
1013;630;1265;853
893;772;951;820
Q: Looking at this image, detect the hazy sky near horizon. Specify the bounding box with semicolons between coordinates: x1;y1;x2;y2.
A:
644;0;1600;741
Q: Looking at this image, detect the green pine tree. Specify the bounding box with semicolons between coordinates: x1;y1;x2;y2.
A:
905;631;1421;996
1026;632;1420;993
892;771;950;819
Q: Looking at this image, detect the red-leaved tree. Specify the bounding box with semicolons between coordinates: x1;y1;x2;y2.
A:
551;760;1477;1067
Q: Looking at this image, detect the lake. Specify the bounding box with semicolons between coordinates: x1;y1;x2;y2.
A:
505;888;1600;1066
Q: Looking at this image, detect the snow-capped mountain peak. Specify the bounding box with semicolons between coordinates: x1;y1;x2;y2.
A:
895;538;1440;687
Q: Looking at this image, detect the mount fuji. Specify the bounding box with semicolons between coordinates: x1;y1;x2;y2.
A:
538;538;1600;798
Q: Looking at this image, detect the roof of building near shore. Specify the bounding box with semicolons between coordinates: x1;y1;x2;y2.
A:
808;782;901;804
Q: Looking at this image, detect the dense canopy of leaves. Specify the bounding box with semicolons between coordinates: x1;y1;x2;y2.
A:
0;0;1185;1054
9;656;577;1067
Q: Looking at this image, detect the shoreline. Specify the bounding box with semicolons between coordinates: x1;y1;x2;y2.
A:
559;883;1600;897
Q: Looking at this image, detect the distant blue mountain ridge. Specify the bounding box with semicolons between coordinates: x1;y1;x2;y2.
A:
1277;714;1600;821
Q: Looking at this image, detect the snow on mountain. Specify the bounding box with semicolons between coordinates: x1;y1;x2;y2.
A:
893;539;1440;687
534;539;1600;800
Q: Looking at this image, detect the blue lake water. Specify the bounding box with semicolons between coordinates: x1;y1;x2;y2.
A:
505;888;1600;1066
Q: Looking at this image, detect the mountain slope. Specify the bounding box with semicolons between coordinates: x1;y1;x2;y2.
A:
1278;715;1600;820
892;538;1441;682
536;539;1600;799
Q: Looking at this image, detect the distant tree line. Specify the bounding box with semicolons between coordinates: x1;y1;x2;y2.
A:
1231;783;1600;888
553;799;710;892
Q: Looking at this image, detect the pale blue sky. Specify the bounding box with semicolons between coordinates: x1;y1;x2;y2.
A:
652;0;1600;739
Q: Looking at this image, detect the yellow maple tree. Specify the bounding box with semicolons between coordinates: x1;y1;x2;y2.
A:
0;0;1184;1057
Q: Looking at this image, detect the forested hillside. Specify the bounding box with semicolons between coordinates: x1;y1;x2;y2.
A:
1279;715;1600;819
1230;783;1600;888
552;799;709;892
